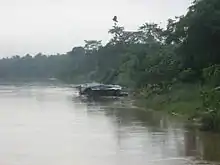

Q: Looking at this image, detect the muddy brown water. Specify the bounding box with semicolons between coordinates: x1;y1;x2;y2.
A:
0;83;220;165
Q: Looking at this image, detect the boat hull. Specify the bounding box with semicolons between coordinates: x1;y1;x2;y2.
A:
80;89;128;97
77;83;128;98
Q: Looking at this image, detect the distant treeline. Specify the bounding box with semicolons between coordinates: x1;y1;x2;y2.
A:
1;0;219;87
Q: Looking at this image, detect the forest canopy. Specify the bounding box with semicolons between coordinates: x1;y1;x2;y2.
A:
0;0;219;88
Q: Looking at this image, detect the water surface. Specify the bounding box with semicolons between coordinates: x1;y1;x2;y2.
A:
0;83;219;165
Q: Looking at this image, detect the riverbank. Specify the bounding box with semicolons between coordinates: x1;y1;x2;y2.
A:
135;83;220;132
63;79;220;132
137;84;201;117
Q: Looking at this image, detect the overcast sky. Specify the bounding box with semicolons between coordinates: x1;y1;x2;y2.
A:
0;0;192;57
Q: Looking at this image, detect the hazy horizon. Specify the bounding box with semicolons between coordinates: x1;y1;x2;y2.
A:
0;0;192;58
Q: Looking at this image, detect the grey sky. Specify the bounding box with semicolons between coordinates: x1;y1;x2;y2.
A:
0;0;192;57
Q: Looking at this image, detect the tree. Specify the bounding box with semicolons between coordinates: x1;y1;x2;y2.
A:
166;0;220;70
84;40;102;53
139;23;163;43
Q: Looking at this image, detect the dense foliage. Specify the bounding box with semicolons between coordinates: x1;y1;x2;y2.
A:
0;0;220;130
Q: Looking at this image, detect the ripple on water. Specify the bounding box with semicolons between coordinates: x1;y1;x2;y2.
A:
0;84;219;165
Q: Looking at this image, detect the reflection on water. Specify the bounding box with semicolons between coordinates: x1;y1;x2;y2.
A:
0;83;219;165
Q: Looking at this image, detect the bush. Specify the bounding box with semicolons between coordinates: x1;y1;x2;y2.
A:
200;88;220;131
178;68;197;82
203;65;220;87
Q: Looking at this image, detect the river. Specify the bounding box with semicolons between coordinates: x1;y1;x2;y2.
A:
0;82;220;165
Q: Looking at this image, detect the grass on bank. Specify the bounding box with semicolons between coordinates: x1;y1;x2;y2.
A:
138;84;201;116
137;83;220;132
